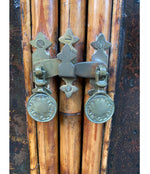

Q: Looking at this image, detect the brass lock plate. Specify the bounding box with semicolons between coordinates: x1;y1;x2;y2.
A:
27;28;114;124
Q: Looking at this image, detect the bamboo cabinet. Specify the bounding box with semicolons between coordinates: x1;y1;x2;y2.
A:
19;0;125;173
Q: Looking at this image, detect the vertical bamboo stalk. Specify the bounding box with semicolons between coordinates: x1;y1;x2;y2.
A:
101;0;123;173
81;0;112;174
31;0;58;173
20;1;39;174
59;0;86;173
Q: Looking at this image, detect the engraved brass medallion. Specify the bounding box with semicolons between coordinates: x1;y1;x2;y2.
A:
27;93;57;122
85;93;114;124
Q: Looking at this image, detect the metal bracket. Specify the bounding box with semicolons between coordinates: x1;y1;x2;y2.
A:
27;28;114;123
30;29;111;97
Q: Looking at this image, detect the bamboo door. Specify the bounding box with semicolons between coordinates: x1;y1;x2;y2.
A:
20;0;123;173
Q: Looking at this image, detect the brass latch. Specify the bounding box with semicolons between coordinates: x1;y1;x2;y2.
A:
27;28;114;123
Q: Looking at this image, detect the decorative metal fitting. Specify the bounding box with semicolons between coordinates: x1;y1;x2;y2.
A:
27;28;115;123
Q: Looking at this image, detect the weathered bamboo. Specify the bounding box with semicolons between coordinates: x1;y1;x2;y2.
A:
81;0;112;174
31;0;58;173
59;0;86;173
101;0;123;173
20;1;39;174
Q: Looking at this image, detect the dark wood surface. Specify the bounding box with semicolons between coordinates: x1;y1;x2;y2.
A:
10;0;139;173
107;0;139;173
10;0;30;173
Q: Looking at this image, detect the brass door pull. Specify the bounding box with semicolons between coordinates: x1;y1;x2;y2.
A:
27;28;114;123
85;65;114;123
27;67;57;122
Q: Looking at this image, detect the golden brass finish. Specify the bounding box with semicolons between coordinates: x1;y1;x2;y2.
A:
59;28;79;54
58;28;79;97
57;44;76;77
85;65;115;124
91;33;111;66
27;28;114;123
27;33;57;122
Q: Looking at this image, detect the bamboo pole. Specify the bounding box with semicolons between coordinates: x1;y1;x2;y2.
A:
101;0;123;173
31;0;58;173
20;1;39;173
81;0;112;174
59;0;86;173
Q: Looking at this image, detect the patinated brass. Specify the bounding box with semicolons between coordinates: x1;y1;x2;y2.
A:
33;67;47;86
84;35;114;123
27;33;57;122
74;62;101;78
59;28;79;54
33;59;60;79
85;65;115;124
27;91;57;122
58;28;79;97
27;29;114;123
85;93;114;123
60;78;78;98
30;32;52;63
57;44;76;77
27;70;57;122
91;33;111;66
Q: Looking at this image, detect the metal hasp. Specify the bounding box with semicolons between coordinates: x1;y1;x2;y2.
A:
27;33;57;122
85;65;115;124
85;34;115;123
27;28;115;123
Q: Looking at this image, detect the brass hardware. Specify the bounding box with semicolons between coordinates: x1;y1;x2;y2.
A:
85;65;115;124
27;89;57;122
59;28;79;54
91;33;111;66
27;28;114;123
60;78;78;98
27;33;57;122
84;34;114;123
57;44;76;77
74;62;101;78
58;28;79;96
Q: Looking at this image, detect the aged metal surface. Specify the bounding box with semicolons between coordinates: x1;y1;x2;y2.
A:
33;58;60;78
59;28;79;98
28;34;57;122
59;28;80;54
57;44;77;77
84;34;113;124
60;78;78;98
91;33;111;66
10;0;30;173
85;65;114;124
75;62;100;78
107;0;139;173
27;92;57;122
85;93;114;124
29;31;111;100
30;31;111;81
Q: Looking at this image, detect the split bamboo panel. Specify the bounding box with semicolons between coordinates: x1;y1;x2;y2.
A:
20;1;39;173
101;0;123;173
81;0;112;174
31;0;58;173
59;0;86;173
